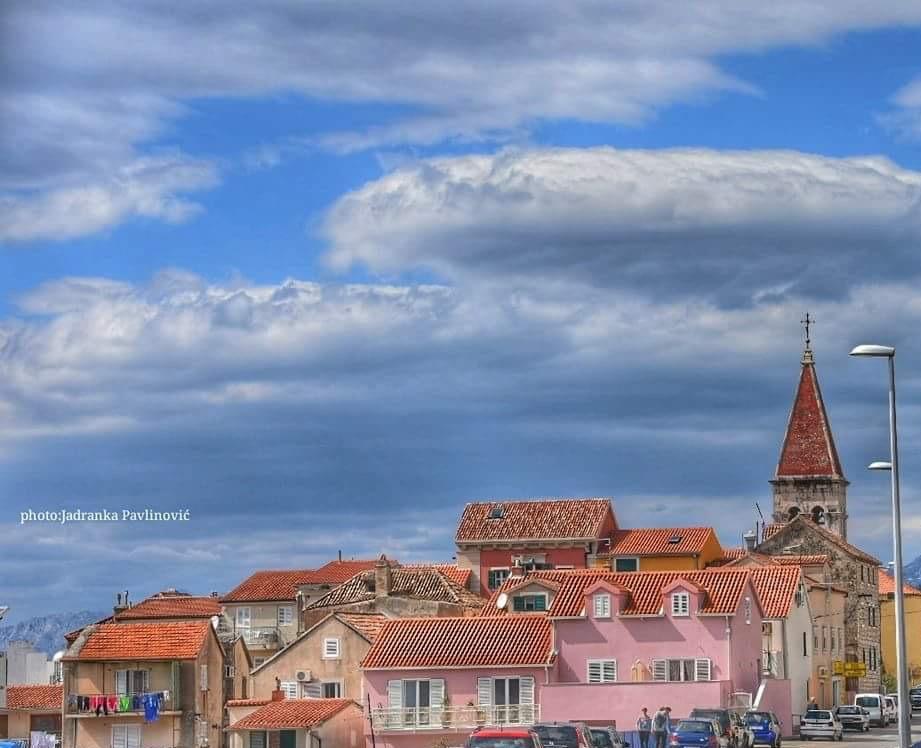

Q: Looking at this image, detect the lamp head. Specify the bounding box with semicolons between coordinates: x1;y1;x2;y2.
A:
868;461;892;471
849;344;895;357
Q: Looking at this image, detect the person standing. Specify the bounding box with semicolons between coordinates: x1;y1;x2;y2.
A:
637;707;652;748
652;706;669;748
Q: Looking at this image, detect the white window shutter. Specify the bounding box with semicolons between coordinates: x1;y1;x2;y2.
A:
519;676;535;705
113;726;126;748
429;679;444;710
115;671;128;696
652;659;667;681
695;658;711;681
588;662;602;683
200;664;209;691
126;726;140;748
605;660;617;682
387;680;402;709
477;677;493;706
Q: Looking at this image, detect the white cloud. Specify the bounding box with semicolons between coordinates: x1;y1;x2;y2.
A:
0;155;218;242
5;2;921;238
881;76;921;139
323;147;921;303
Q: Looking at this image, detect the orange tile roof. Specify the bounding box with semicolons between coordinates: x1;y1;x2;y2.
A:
228;699;357;730
227;698;272;707
400;563;472;588
740;566;802;618
720;547;747;561
775;361;844;479
300;560;379;585
337;612;387;642
6;685;63;711
222;569;316;602
762;523;785;541
116;595;222;620
455;498;614;543
64;621;210;661
772;554;828;566
603;527;715;556
486;568;752;618
878;569;921;597
361;616;554;669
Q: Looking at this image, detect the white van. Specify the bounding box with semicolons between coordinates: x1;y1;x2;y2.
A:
855;694;887;727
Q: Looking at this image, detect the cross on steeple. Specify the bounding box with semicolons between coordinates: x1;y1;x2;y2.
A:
801;312;814;364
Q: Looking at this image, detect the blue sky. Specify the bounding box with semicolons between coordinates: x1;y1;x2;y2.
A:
3;2;921;624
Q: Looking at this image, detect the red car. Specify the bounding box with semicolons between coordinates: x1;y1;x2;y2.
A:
466;727;545;748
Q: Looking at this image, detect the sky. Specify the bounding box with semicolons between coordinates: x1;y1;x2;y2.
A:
3;1;921;624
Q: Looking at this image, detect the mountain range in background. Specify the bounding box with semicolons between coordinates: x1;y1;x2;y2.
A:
0;610;106;656
1;552;920;656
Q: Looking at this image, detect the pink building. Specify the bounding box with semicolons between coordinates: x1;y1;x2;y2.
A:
361;569;794;748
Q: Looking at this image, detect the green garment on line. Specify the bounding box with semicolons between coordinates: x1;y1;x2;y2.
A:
119;696;132;712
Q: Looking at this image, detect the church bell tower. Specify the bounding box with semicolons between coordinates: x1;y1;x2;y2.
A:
771;314;849;538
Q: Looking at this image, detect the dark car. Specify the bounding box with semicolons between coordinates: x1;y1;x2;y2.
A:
465;728;544;748
669;719;720;748
590;727;626;748
910;686;921;713
689;708;737;748
834;706;869;732
743;711;781;748
532;723;592;748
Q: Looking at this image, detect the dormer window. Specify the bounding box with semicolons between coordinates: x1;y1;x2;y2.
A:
671;592;690;617
593;593;611;618
488;504;506;520
512;594;547;612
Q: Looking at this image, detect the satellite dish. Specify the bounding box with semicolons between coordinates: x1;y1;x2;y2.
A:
496;593;508;610
210;616;220;630
52;651;65;662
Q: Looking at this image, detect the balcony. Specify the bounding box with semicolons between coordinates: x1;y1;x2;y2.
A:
240;627;283;648
369;704;540;732
66;692;178;717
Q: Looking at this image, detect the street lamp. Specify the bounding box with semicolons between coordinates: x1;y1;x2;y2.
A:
850;343;911;748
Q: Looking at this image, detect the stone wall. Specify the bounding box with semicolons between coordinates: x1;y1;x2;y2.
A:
771;478;848;539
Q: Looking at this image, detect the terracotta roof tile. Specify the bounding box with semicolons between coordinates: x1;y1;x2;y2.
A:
720;547;747;561
455;498;614;543
228;699;356;730
361;616;554;669
306;566;483;612
776;362;845;478
878;569;921;597
6;685;63;711
400;563;472;588
64;621;210;661
226;699;271;707
739;566;801;618
772;554;828;566
602;527;716;556
762;524;785;541
486;569;752;618
116;595;222;620
222;570;316;602
300;560;379;585
337;612;387;642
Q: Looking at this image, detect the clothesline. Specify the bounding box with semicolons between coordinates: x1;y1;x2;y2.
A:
67;692;169;722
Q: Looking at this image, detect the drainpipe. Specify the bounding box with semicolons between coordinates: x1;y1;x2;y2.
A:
780;619;789;682
725;615;733;696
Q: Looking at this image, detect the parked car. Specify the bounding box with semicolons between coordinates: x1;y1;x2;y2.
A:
855;694;887;727
466;727;545;748
884;696;898;723
743;711;782;748
689;708;738;748
669;719;720;748
799;709;843;741
834;705;870;732
532;723;593;748
590;727;626;748
910;685;921;713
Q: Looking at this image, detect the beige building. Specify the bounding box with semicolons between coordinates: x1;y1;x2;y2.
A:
807;571;848;708
227;695;362;748
0;685;62;741
61;620;225;748
249;613;383;702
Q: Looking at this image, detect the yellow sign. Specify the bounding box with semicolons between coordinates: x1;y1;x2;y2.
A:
843;662;867;677
832;661;844;676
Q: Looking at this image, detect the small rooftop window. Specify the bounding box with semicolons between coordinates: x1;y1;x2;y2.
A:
488;504;506;520
668;534;682;544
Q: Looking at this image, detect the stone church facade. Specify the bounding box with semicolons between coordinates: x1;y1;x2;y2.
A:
757;340;881;698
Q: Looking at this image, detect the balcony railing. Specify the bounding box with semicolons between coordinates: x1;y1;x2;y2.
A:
370;704;540;731
240;627;282;647
66;692;177;716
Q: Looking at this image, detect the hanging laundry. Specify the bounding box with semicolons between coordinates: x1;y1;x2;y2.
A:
142;692;161;723
118;695;132;712
106;695;118;714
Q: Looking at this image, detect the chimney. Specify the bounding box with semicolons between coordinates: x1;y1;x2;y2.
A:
375;554;392;598
338;549;342;562
743;530;757;552
113;591;130;615
210;591;219;598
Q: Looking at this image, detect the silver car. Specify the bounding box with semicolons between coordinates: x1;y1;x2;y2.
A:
800;710;843;742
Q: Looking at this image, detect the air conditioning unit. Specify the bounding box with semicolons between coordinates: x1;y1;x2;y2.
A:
296;670;311;682
819;666;829;677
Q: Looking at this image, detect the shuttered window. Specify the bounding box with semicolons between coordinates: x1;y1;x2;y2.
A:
671;592;690;616
651;658;711;681
593;594;611;618
280;682;298;699
115;670;149;696
112;725;141;748
249;732;266;748
323;638;340;659
587;659;617;683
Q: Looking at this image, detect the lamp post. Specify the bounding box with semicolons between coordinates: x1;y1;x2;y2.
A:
850;344;911;748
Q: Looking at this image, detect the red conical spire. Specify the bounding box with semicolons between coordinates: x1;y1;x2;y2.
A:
775;350;845;479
